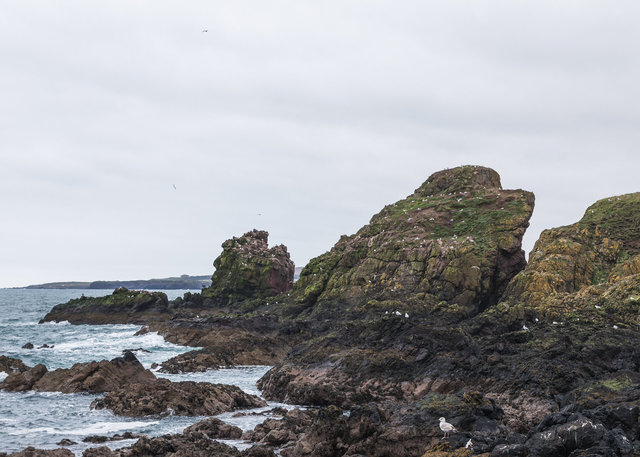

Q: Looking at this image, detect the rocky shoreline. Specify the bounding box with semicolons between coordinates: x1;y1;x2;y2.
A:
3;166;640;456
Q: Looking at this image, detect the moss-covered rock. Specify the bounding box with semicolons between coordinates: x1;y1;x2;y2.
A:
291;166;534;317
202;230;294;305
40;288;170;324
502;192;640;325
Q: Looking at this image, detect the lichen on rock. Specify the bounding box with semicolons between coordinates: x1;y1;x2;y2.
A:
290;166;534;317
502;192;640;325
202;230;294;305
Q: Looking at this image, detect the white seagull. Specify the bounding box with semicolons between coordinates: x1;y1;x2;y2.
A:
439;417;457;438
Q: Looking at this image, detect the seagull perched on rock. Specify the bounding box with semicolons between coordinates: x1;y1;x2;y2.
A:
439;417;457;438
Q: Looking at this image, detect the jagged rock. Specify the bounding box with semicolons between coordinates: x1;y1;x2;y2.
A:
80;434;276;457
183;417;243;439
291;165;534;318
22;342;34;349
83;432;144;443
91;378;266;417
40;288;170;324
0;352;154;393
0;355;30;374
201;229;294;304
1;448;74;457
502;192;640;325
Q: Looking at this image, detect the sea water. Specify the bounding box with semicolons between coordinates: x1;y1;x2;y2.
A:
0;289;282;455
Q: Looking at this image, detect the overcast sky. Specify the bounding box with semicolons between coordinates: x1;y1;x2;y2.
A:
1;1;639;287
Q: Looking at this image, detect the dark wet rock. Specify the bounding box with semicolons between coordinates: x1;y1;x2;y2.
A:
81;448;114;457
0;355;30;374
37;344;54;349
490;444;529;457
55;440;76;446
2;448;74;457
122;348;151;354
40;288;170;325
233;407;288;418
289;165;534;320
158;330;290;373
183;417;242;439
83;432;144;443
91;378;266;417
22;342;34;349
201;229;295;305
0;352;154;393
80;434;276;457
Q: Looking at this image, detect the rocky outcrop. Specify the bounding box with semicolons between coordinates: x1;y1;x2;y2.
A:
201;230;295;305
291;166;534;318
81;438;276;457
91;378;266;417
0;355;30;374
0;449;74;457
40;288;170;324
183;417;243;439
0;352;154;393
502;192;640;325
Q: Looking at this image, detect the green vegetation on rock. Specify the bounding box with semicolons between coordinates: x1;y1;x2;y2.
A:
290;165;534;318
201;230;294;305
501;192;640;326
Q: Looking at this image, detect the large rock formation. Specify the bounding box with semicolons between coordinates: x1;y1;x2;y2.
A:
202;230;294;305
291;166;534;317
502;192;640;325
91;378;267;417
0;352;154;393
41;288;170;324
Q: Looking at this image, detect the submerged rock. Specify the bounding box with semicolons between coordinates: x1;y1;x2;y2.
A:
290;165;534;318
0;351;154;393
202;229;295;305
91;378;267;417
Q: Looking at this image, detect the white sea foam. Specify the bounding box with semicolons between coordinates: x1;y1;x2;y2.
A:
64;420;159;435
217;438;254;451
40;320;71;326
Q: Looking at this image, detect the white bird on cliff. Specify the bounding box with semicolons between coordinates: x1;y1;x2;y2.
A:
465;439;473;449
439;417;457;438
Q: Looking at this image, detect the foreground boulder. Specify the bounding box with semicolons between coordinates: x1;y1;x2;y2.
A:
82;439;276;457
201;229;295;305
290;165;534;318
41;288;170;324
502;192;640;325
0;351;154;393
91;378;266;417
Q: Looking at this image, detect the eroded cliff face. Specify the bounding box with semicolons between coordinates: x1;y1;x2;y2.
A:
202;230;295;305
291;166;534;317
501;192;640;325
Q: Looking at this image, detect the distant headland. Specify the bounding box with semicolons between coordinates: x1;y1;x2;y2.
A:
20;274;213;290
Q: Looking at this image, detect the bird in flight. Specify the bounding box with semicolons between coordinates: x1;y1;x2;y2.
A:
202;29;208;33
172;184;177;190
